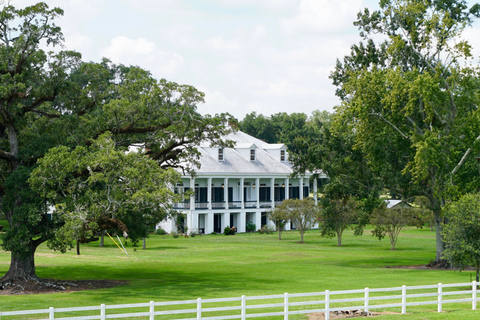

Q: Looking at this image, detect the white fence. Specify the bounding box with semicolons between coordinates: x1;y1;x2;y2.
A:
1;282;479;320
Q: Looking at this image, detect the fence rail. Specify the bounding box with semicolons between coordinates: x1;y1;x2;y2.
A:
1;282;479;319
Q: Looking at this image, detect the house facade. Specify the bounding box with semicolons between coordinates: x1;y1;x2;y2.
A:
159;130;325;234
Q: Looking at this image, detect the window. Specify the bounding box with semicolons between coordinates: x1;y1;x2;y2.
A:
250;149;256;161
280;150;286;162
218;148;224;161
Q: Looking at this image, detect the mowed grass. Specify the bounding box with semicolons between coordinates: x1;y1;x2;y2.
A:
1;225;479;319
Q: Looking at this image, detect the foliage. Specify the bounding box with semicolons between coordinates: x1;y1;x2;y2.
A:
332;0;480;262
0;2;233;282
268;206;290;240
258;225;274;234
155;228;166;236
318;197;361;246
223;226;235;235
282;198;317;243
371;204;421;250
289;111;383;236
171;231;179;238
442;193;480;282
246;221;256;233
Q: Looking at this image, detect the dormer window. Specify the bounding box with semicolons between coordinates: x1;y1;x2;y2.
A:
218;148;224;161
280;150;286;162
250;149;256;161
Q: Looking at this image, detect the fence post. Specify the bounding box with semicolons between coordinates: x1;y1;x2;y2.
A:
150;301;155;320
401;285;406;314
197;298;202;319
364;287;369;313
49;307;54;320
473;281;477;310
438;283;442;313
325;290;330;320
284;292;289;320
101;304;106;320
241;295;246;320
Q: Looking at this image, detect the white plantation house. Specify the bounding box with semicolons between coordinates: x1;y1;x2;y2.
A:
158;130;326;234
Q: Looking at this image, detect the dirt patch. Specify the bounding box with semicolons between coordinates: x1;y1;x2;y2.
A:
0;279;127;295
308;310;399;319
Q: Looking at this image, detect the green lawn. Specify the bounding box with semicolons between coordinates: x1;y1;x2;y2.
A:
0;226;479;319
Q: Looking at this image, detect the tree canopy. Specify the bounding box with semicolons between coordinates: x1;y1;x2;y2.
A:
331;0;480;263
0;2;233;286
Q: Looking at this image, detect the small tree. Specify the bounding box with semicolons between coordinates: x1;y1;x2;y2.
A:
268;205;290;240
284;199;317;243
371;205;418;250
442;194;480;282
318;197;360;246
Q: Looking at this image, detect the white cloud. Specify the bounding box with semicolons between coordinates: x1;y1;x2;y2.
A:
101;36;184;78
206;36;241;51
283;0;364;34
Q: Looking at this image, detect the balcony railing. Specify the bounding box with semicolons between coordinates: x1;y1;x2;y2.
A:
228;201;242;208
259;201;272;208
173;202;190;209
174;200;285;210
195;202;209;210
244;201;257;209
211;201;225;209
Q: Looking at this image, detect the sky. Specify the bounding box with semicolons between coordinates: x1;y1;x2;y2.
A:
7;0;480;120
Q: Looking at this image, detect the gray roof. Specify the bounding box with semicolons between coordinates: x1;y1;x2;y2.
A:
194;130;296;176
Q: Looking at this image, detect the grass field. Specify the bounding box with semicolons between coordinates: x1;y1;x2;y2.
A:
0;224;479;319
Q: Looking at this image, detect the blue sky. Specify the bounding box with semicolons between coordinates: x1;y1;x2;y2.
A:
8;0;480;120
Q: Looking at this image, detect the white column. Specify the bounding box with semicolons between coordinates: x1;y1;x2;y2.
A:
206;212;214;234
239;211;246;233
285;177;290;200
190;177;195;210
224;212;230;229
190;212;198;232
313;177;318;205
224;177;229;209
240;178;245;209
255;178;260;209
299;177;304;200
270;178;275;208
208;177;212;210
255;210;262;230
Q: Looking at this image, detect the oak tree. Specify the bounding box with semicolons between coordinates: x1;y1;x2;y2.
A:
0;2;232;287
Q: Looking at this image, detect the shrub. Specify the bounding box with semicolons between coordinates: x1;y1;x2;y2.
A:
224;226;235;235
246;221;256;232
189;228;199;237
171;231;179;238
155;228;166;235
260;225;274;234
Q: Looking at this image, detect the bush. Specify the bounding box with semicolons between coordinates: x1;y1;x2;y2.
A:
246;221;256;232
171;231;179;238
224;226;235;235
155;228;166;235
189;228;199;237
259;225;274;234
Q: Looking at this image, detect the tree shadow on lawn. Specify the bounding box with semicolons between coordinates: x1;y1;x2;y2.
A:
33;264;289;299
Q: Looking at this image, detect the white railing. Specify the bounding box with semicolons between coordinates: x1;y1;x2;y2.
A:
1;282;479;319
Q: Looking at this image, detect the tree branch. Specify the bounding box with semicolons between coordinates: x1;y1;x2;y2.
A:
450;134;480;181
369;110;410;139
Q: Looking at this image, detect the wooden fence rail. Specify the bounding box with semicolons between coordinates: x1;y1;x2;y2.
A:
1;282;479;319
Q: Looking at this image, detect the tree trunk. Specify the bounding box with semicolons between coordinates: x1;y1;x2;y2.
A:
433;211;444;263
300;231;304;243
1;244;38;282
337;230;342;246
143;238;146;250
99;232;104;247
76;240;80;255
